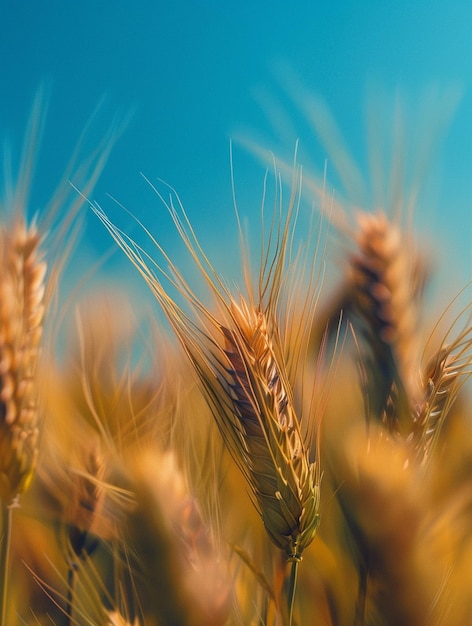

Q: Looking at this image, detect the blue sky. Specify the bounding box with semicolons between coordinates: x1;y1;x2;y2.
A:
0;0;471;300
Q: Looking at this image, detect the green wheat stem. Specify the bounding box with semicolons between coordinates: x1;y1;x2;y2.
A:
286;558;300;626
0;502;12;626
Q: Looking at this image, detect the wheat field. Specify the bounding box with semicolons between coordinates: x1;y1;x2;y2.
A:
1;94;472;626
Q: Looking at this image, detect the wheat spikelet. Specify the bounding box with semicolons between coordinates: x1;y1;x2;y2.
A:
0;218;46;505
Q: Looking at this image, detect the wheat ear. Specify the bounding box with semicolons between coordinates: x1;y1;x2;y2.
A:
93;167;323;563
0;218;46;626
0;219;45;504
349;211;421;433
178;293;320;625
220;297;320;560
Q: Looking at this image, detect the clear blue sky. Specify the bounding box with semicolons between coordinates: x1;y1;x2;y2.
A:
0;0;471;295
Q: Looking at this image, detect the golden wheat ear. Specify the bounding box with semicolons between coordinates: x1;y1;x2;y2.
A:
348;211;425;434
0;88;122;504
93;166;324;552
0;218;46;626
219;297;321;561
0;219;46;505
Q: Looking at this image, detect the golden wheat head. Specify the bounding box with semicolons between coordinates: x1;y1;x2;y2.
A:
93;163;326;563
218;296;320;560
0;218;46;504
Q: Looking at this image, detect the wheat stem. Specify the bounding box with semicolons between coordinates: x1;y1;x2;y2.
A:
0;502;12;626
286;558;300;626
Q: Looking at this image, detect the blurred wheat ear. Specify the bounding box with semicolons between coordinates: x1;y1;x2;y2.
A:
0;219;46;505
349;211;422;434
0;88;123;626
125;450;231;626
